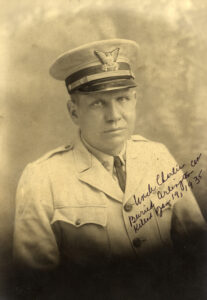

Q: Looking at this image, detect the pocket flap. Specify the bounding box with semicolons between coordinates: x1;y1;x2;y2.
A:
51;206;107;227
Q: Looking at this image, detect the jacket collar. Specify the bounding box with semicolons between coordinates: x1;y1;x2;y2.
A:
73;135;124;203
73;135;92;173
72;133;148;204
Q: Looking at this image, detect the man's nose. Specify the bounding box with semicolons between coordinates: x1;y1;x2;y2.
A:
105;101;121;122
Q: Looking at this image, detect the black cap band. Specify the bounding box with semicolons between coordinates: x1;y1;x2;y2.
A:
65;62;135;93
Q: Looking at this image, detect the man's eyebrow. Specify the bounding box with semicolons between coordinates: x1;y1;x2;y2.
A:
117;94;129;97
115;94;130;99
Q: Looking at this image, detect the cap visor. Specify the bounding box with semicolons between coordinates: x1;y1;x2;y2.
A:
74;78;137;93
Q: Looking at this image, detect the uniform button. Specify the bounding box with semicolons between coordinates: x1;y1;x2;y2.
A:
75;219;81;226
133;238;142;248
124;203;133;212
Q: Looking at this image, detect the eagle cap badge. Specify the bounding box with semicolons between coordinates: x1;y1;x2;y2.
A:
94;48;120;71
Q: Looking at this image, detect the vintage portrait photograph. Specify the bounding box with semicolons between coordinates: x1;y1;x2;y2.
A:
0;0;207;299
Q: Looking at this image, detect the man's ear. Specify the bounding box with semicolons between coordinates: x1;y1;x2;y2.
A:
133;90;137;99
132;88;143;105
67;100;79;125
131;89;137;103
135;87;143;102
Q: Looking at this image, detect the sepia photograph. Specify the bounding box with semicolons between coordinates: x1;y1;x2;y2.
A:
0;0;207;299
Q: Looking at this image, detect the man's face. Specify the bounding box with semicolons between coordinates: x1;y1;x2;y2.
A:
70;88;137;155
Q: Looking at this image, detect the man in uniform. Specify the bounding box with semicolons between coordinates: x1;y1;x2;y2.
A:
13;39;206;299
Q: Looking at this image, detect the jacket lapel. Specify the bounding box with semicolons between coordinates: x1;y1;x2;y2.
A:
124;139;152;204
73;136;123;203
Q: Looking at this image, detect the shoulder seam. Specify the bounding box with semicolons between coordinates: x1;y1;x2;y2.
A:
32;144;73;165
131;134;149;142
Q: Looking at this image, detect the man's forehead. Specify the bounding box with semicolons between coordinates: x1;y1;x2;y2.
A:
77;87;136;99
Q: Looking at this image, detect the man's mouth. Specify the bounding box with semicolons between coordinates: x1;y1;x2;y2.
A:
104;128;126;133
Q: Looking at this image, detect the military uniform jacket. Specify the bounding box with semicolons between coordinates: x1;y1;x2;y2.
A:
13;135;206;270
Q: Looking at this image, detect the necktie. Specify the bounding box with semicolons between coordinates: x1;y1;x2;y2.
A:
114;156;126;192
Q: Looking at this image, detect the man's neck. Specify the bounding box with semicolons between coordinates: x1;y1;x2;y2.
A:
80;134;125;158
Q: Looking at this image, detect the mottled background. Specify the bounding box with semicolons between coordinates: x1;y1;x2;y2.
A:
0;0;207;295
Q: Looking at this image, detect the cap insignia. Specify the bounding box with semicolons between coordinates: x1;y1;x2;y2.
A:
94;48;120;71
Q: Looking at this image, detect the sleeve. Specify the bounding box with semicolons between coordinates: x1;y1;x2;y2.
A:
160;146;207;247
171;191;207;256
13;162;60;271
171;190;206;238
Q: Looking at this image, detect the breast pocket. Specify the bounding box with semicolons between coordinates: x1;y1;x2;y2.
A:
51;205;107;227
51;206;110;265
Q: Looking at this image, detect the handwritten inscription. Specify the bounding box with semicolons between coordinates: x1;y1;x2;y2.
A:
132;213;153;233
129;153;203;233
133;184;156;206
157;169;194;200
191;153;202;167
156;163;185;186
129;199;172;233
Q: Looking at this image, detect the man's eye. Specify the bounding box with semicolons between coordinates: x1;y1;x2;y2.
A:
91;100;104;107
117;97;129;102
